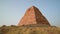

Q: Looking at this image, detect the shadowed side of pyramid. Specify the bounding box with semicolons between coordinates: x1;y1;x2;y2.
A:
18;6;50;26
33;6;50;25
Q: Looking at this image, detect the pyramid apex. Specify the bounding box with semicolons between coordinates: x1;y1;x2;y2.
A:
31;6;36;7
30;6;37;9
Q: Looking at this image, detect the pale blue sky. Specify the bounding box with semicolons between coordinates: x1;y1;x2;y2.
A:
0;0;60;27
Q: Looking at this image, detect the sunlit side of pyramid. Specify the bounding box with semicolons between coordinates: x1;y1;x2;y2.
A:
18;6;50;26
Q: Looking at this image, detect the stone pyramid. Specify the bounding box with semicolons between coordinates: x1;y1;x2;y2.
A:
18;6;50;26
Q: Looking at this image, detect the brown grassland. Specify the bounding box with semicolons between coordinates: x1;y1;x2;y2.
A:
0;25;60;34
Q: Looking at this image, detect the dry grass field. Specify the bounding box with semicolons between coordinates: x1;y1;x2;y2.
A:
0;25;60;34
